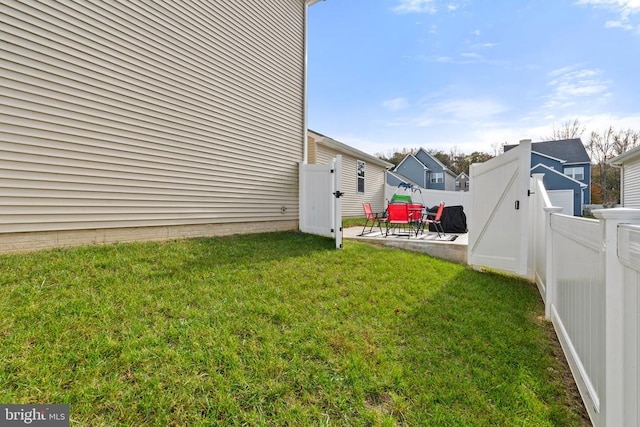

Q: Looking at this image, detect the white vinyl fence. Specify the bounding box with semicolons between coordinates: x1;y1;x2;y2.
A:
385;184;471;218
529;174;640;427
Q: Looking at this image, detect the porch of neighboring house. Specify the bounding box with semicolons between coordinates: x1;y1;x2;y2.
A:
343;226;468;264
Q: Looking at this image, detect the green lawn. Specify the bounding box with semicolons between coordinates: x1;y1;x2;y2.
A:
0;231;587;426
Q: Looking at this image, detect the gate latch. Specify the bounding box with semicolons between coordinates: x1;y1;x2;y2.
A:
333;191;344;198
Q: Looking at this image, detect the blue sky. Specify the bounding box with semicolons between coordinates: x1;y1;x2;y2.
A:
307;0;640;157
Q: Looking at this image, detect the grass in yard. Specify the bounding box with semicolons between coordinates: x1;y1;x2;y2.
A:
0;231;588;426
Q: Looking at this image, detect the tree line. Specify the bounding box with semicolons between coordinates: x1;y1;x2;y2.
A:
545;119;640;205
376;119;640;205
375;147;494;176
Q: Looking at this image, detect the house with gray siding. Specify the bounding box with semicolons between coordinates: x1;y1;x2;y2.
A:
0;0;321;253
391;148;457;191
505;138;591;215
307;130;392;217
610;145;640;208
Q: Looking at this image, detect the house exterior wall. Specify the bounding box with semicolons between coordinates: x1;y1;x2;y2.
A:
562;163;591;204
1;1;306;249
414;150;448;191
455;175;469;192
622;157;640;208
531;153;563;170
315;145;387;217
395;157;426;188
443;172;456;191
531;165;583;215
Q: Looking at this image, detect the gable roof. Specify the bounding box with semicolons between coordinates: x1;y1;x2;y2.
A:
395;154;428;172
386;170;422;188
531;163;587;188
504;138;590;163
415;147;449;170
308;129;393;169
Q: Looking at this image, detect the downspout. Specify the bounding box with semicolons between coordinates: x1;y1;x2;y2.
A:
304;0;325;164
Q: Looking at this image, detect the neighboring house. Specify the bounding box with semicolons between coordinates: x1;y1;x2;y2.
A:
504;139;591;215
0;1;321;253
307;130;393;217
455;172;470;192
391;148;457;191
610;145;640;208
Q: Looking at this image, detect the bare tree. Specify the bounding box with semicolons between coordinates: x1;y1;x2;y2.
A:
375;147;417;167
490;141;505;156
612;128;640;156
586;127;640;205
544;118;585;141
587;127;616;205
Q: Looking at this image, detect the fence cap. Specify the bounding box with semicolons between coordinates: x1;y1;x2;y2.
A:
593;208;640;221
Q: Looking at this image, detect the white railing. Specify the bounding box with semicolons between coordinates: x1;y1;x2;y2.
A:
529;177;640;427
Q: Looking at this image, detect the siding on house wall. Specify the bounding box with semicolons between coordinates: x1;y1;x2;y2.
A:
443;173;456;191
623;158;640;208
562;163;591;204
315;145;386;217
532;164;584;215
307;135;317;164
395;157;426;188
1;1;305;236
532;153;562;170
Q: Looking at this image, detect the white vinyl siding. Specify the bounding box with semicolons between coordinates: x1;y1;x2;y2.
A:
315;146;386;217
623;159;640;208
1;1;305;233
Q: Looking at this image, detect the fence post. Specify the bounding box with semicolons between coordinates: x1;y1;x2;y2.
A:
592;208;640;426
543;206;563;320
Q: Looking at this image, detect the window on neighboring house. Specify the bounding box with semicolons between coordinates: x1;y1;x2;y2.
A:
430;172;443;184
455;181;460;189
465;181;469;189
357;160;365;193
565;166;584;181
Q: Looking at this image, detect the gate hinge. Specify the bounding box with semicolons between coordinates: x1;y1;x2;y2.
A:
333;191;344;198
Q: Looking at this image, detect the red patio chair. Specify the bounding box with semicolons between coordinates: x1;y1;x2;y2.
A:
424;202;445;238
360;203;386;235
408;203;424;236
385;203;413;238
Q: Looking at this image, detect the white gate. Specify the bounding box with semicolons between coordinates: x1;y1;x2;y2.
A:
299;155;343;249
468;140;532;277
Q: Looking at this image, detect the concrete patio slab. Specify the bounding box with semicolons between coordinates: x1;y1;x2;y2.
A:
343;226;468;264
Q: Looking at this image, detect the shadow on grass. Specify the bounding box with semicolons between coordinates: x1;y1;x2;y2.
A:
0;232;590;426
395;268;591;426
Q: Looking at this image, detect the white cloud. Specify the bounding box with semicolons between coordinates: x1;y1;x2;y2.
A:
383;97;410;112
605;19;634;29
544;66;610;110
424;98;509;124
460;52;483;60
393;0;437;14
575;0;640;31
